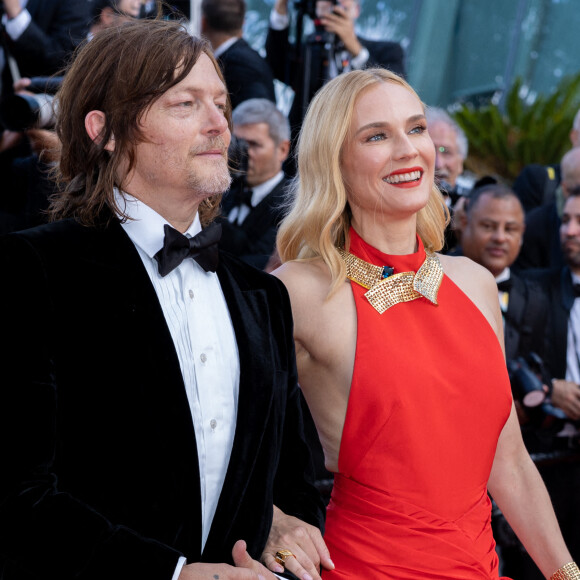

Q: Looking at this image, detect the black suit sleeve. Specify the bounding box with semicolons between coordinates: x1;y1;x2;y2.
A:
270;279;325;530
0;235;181;579
219;40;276;110
265;26;295;87
362;39;406;77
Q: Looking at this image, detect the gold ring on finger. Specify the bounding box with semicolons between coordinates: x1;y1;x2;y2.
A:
274;549;296;567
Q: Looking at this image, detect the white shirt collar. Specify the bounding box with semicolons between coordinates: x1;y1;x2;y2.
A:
114;189;201;259
495;267;511;285
250;171;285;207
214;37;239;58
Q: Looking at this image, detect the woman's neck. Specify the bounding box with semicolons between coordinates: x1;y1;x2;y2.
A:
350;215;418;255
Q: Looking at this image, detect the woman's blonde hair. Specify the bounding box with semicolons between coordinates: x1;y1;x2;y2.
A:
276;68;449;295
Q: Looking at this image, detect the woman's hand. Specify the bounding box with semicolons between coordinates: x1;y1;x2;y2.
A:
262;506;334;580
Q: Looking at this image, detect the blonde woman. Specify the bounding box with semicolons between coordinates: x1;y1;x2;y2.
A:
272;69;577;579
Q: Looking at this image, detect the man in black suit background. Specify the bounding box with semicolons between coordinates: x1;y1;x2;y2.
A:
0;18;330;580
501;190;580;579
200;0;276;110
457;182;580;579
220;98;290;270
458;181;550;362
265;0;405;128
516;146;580;271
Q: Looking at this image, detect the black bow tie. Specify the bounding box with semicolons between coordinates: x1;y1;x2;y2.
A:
573;283;580;297
497;278;512;293
239;186;254;208
154;222;222;277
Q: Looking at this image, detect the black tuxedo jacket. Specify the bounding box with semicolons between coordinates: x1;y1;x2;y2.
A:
0;217;323;579
219;177;289;269
527;266;575;379
217;38;276;110
503;270;549;361
515;202;565;271
2;0;89;80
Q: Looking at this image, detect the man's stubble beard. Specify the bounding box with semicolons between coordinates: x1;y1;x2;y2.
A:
187;155;232;196
187;138;232;197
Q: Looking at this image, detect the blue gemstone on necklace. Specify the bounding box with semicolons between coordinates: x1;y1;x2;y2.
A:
382;266;394;278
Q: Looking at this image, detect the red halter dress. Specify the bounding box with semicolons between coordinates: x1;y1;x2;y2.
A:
322;228;512;579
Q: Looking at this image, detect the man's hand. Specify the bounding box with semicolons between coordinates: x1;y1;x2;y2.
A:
179;540;275;580
0;129;24;153
274;0;289;16
551;379;580;420
262;506;334;580
26;129;61;163
319;5;361;56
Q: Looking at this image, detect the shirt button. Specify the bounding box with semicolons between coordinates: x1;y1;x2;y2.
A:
210;419;217;430
188;289;194;299
200;353;207;363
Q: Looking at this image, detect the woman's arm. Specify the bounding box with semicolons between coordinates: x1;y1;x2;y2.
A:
488;394;574;579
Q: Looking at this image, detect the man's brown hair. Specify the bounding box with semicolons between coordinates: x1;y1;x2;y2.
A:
51;18;232;226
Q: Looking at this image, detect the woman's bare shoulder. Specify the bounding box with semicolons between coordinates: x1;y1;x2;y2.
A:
272;258;332;298
438;253;496;295
438;253;502;335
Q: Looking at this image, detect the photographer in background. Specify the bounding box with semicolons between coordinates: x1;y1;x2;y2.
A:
219;98;290;269
0;0;88;91
0;0;89;232
459;181;580;579
426;107;472;252
504;189;580;579
0;75;60;233
265;0;405;137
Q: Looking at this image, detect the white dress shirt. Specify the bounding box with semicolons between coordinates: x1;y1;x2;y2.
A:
227;171;284;225
116;192;240;574
566;273;580;385
2;0;30;40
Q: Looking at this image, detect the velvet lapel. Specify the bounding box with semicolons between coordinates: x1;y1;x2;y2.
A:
507;275;526;326
79;221;203;551
204;257;276;553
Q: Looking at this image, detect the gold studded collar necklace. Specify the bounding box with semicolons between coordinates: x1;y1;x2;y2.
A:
338;233;444;314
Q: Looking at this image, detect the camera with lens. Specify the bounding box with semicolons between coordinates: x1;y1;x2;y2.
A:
228;134;249;182
293;0;337;21
507;354;548;410
0;76;63;132
507;353;567;423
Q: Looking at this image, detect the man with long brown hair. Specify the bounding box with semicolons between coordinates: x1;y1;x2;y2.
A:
0;18;328;580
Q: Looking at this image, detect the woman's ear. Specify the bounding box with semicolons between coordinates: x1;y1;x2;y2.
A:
85;110;115;152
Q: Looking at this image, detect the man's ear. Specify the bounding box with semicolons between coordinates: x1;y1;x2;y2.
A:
85;110;115;152
278;139;291;164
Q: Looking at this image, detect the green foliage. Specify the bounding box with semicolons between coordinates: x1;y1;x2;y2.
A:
452;73;580;182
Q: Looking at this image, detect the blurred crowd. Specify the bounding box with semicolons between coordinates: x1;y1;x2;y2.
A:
1;1;580;578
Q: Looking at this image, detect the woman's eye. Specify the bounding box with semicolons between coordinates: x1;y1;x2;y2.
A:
368;133;386;142
410;125;426;134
